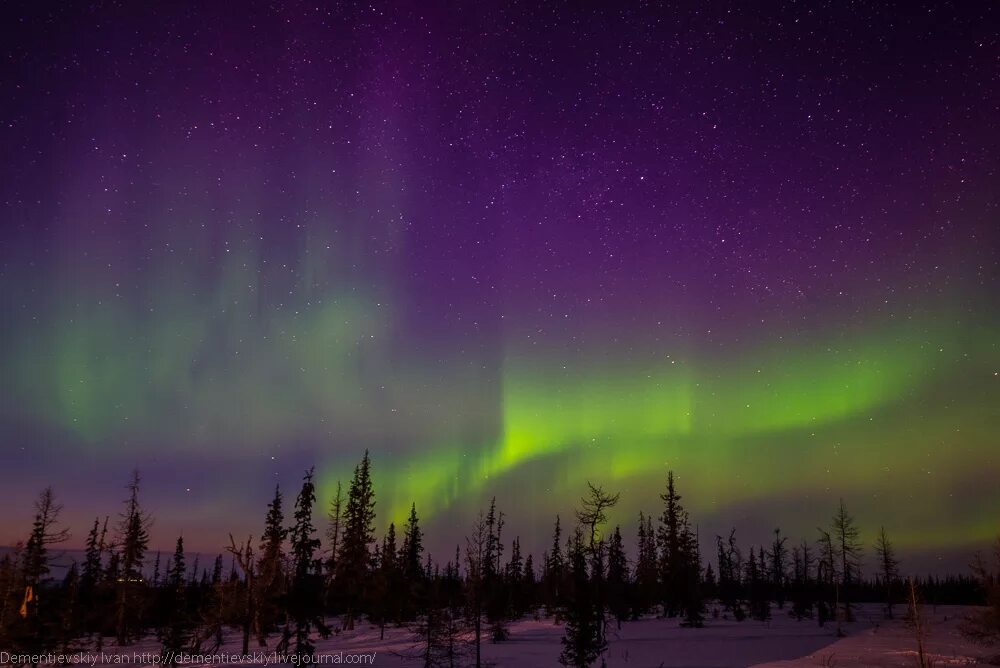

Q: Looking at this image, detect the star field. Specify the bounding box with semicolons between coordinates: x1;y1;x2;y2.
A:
0;1;997;566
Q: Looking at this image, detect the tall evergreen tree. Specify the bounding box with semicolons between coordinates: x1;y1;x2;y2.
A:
400;503;426;621
336;451;376;630
605;527;629;629
634;512;658;616
816;529;838;628
286;467;328;661
325;480;344;581
544;516;564;618
559;530;605;668
116;471;151;645
657;472;686;617
10;487;69;653
159;536;191;664
657;472;702;623
256;485;286;645
371;524;400;638
768;528;788;608
81;517;105;593
790;541;815;620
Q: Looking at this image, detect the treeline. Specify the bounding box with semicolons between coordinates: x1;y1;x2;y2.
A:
1;456;997;668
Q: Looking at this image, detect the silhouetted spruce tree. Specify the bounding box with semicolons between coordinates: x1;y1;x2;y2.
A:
9;487;70;654
657;471;689;617
56;563;81;653
522;552;536;616
559;529;604;668
21;487;68;594
831;500;863;622
634;512;658;617
286;467;328;661
543;516;564;618
255;485;286;645
371;523;399;638
816;529;838;628
193;554;227;652
336;451;376;631
790;541;815;620
483;498;508;641
768;528;788;609
401;502;425;620
159;536;191;664
116;471;151;645
324;480;344;599
506;537;524;618
745;547;770;621
874;526;900;619
605;526;629;630
656;472;702;624
81;518;105;594
679;524;705;628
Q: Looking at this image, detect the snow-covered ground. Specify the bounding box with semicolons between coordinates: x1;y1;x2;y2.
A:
753;606;997;667
13;605;996;667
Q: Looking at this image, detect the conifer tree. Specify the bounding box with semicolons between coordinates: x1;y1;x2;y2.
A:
371;523;399;638
559;530;604;668
287;467;328;661
874;526;900;619
605;526;629;629
657;472;702;623
544;516;564;618
657;471;687;617
634;512;658;616
323;481;344;615
56;563;80;653
255;485;286;645
325;480;344;583
336;451;376;630
400;503;425;620
21;487;69;591
769;528;788;608
159;536;191;664
116;471;151;645
482;498;508;641
790;541;815;620
11;487;69;653
81;518;105;594
816;529;838;628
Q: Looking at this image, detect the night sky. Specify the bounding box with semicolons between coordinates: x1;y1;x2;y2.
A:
1;1;997;568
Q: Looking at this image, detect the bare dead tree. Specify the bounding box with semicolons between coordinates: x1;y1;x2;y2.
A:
226;534;256;654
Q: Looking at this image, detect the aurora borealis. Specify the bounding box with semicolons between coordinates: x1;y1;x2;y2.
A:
0;1;997;568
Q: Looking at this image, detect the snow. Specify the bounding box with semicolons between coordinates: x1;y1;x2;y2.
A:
753;606;997;667
21;606;996;668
